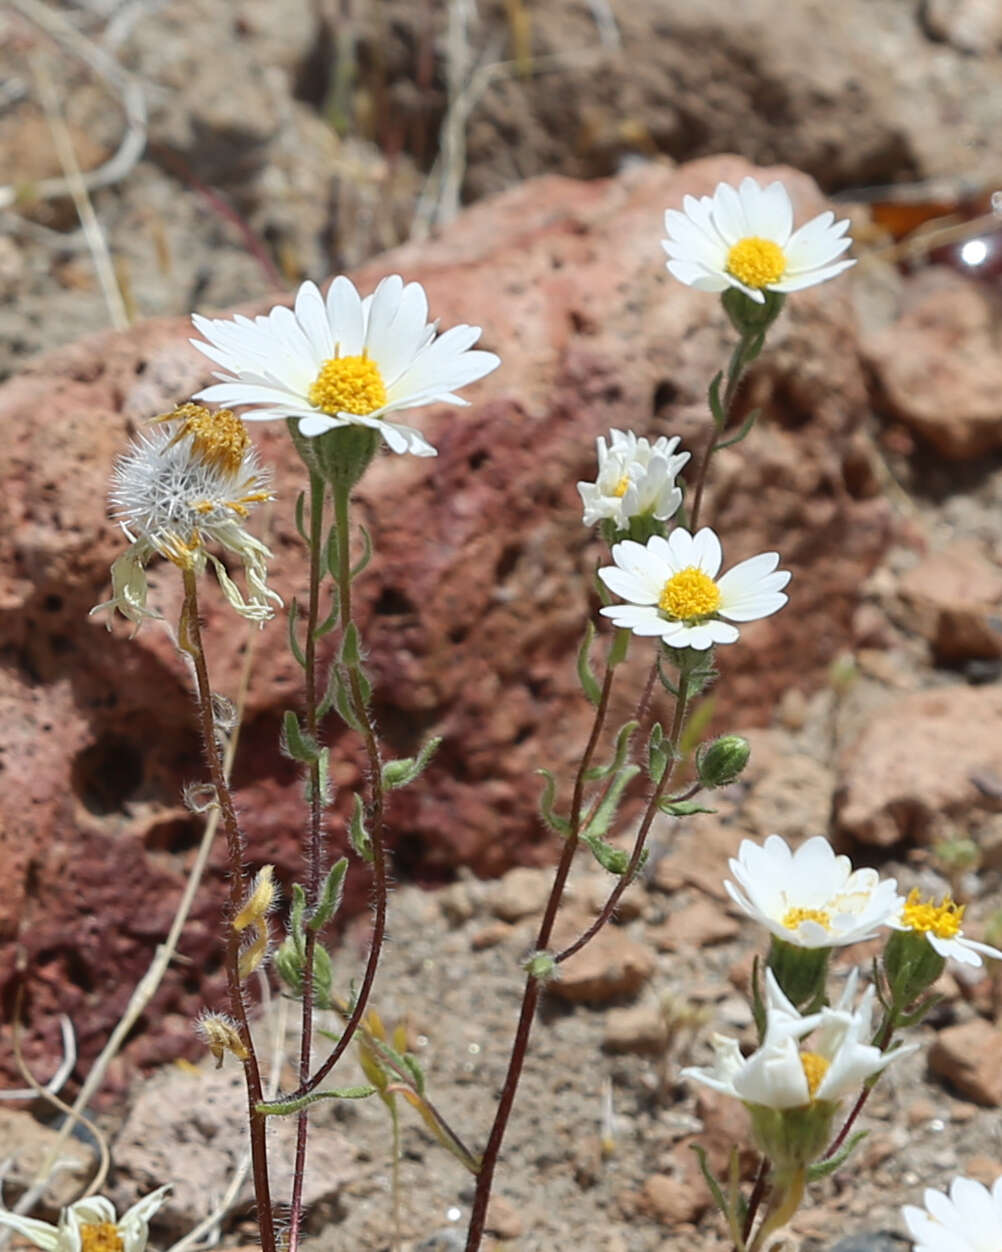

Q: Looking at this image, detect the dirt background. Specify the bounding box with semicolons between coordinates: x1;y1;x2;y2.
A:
3;1;1002;1251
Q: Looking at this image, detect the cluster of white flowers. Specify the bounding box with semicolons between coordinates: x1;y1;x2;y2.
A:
577;430;689;529
726;833;1002;967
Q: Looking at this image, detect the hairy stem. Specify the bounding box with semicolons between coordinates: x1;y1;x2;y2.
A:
288;471;327;1252
180;568;275;1252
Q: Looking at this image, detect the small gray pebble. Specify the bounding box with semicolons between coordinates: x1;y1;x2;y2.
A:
826;1234;910;1252
414;1231;466;1252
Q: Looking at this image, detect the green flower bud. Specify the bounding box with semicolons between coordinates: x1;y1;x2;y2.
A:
721;287;786;340
766;937;829;1013
274;934;334;1009
697;734;751;788
523;950;557;982
882;927;946;1010
287;421;381;491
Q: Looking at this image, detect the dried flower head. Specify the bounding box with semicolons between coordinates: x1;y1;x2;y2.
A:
91;404;280;629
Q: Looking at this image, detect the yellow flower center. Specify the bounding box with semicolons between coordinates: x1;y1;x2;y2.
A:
726;237;786;289
658;567;721;620
613;475;630;498
163;403;249;475
901;887;965;939
799;1051;830;1100
308;353;387;416
782;906;832;932
80;1223;124;1252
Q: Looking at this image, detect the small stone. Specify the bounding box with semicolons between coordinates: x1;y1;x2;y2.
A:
549;927;655;1004
964;1153;1002;1185
603;1002;669;1054
484;1195;524;1240
929;1018;1002;1106
825;1235;909;1252
906;1097;938;1127
490;865;552;922
470;921;513;950
649;899;739;951
640;1172;706;1225
898;544;1002;661
439;880;475;925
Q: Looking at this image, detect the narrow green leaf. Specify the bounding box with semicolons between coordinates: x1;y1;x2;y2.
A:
349;793;373;863
576;621;601;707
289;882;307;954
807;1131;867;1181
351;524;373;579
536;769;571;837
314;592;340;638
257;1086;378;1116
305;746;332;808
341;622;362;667
381;736;443;791
325;522;341;581
608;626;630;668
402;1052;426;1097
282;710;321;763
307;857;349;932
715;409;759;451
647;721;671;785
581;832;629;875
658;799;717;817
583;764;640;840
690;1144;731;1222
333;668;364;732
317;663;339;721
294;490;308;542
287;599;306;669
583;720;638;781
707;370;726;427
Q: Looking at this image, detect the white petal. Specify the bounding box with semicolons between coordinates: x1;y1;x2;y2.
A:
294;280;335;361
325;275;366;355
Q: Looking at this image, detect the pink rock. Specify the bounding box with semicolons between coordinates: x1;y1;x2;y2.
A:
898;542;1002;661
0;157;888;1085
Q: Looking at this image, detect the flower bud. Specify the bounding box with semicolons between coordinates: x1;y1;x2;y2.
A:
697;734;751;788
523;950;557;982
195;1011;249;1066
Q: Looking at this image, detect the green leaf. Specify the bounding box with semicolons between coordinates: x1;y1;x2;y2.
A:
307;857;348;931
690;1144;731;1223
583;764;640;840
289;882;307;953
583;720;638;781
294;490;308;542
576;621;601;707
332;667;364;732
402;1052;426;1097
715;409;759;451
608;626;630;668
287;599;306;669
647;721;671;785
807;1131;868;1181
314;592;340;638
381;736;443;791
283;710;321;763
896;992;944;1029
707;370;726;427
257;1086;378;1116
325;522;341;582
658;799;717;817
305;746;332;808
349;793;373;863
656;653;678;696
351;524;373;579
341;621;363;667
536;769;571;837
581;832;629;875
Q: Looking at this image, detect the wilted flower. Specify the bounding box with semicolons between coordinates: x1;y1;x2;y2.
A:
889;887;1002;968
903;1174;1002;1252
0;1188;170;1252
726;835;899;949
662;176;855;303
577;429;689;529
91;404;280;629
598;527;789;650
189;276;500;457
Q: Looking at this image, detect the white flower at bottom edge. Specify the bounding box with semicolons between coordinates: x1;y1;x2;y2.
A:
577;429;690;528
190;276;500;457
903;1174;1002;1252
681;968;915;1111
725;834;900;949
0;1186;170;1252
662;175;855;304
889;887;1002;969
598;526;790;650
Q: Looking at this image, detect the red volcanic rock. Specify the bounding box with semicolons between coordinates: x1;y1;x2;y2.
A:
0;155;889;1087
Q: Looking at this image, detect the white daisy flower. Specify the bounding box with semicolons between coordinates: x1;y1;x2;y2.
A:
189;276;501;457
597;527;790;650
577;429;690;528
682;967;910;1112
91;404;281;629
662;176;855;304
726;835;900;949
889;888;1002;969
0;1186;170;1252
903;1175;1002;1252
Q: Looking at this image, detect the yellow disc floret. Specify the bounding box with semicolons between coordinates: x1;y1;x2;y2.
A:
308;353;387;416
799;1051;830;1100
80;1224;124;1252
613;475;630;498
658;567;721;620
782;906;832;933
726;237;786;289
901;887;965;939
163;403;250;475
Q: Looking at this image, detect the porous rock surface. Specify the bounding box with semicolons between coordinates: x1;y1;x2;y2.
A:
0;155;889;1086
